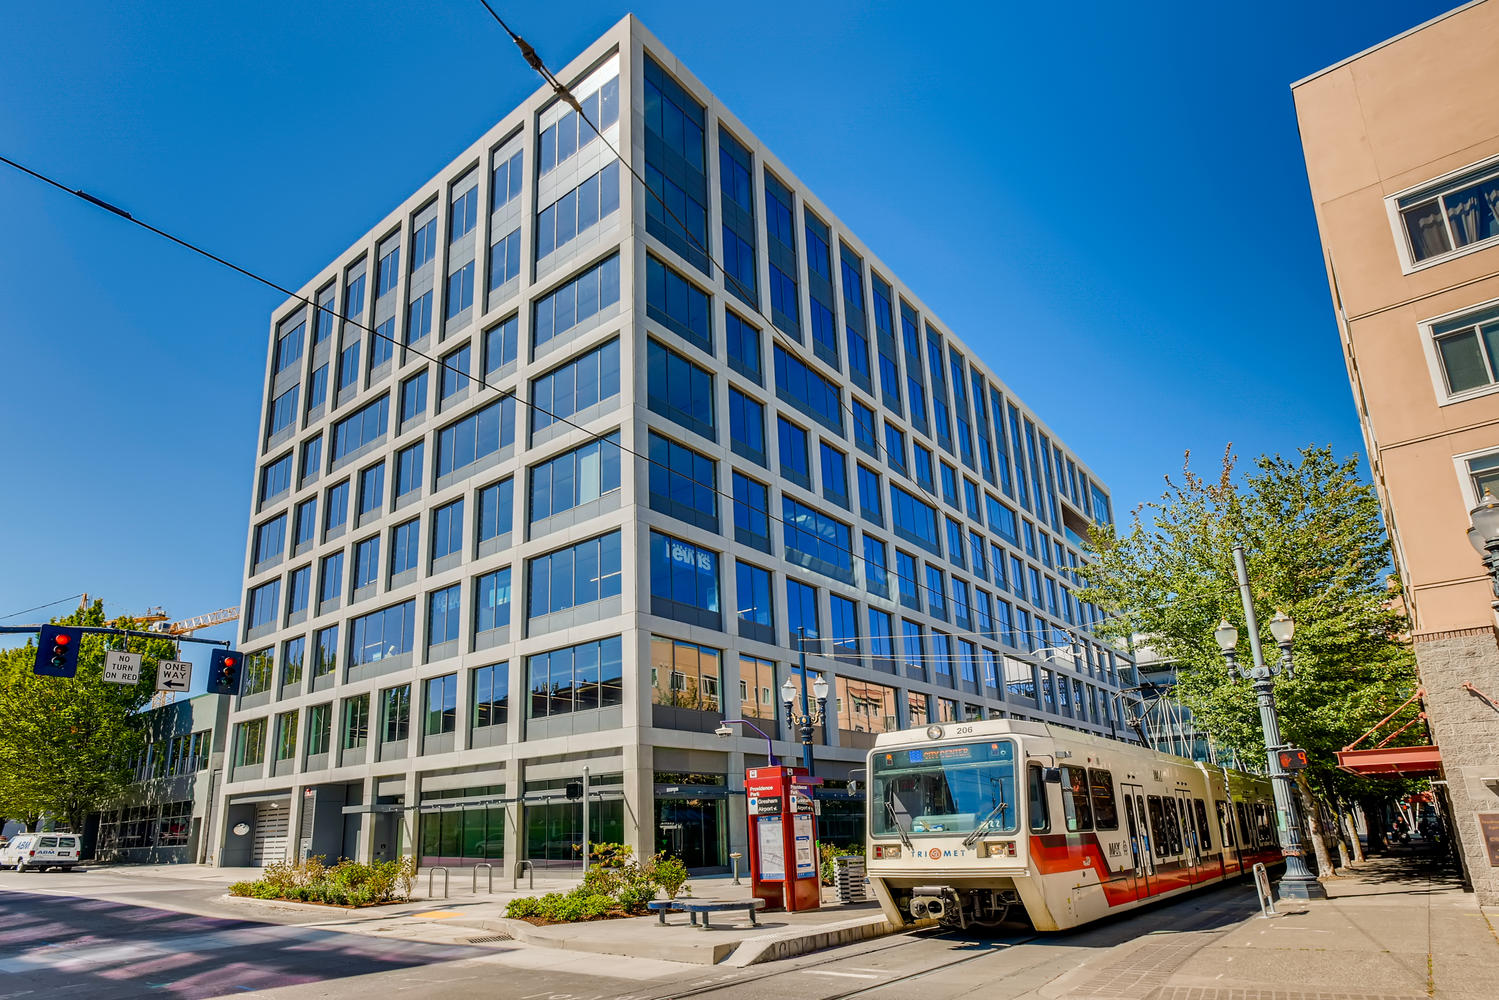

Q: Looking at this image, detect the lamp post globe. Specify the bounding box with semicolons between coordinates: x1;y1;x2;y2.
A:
1214;620;1239;654
1268;611;1294;647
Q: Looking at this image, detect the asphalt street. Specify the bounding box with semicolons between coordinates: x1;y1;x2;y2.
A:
0;865;1272;1000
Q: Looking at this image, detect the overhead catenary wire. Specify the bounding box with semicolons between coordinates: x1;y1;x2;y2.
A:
0;592;86;622
0;152;1114;650
0;76;1124;663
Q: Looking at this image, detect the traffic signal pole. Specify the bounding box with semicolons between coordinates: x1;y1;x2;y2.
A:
0;625;230;647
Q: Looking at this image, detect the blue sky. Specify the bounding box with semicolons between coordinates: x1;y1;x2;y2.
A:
0;1;1453;684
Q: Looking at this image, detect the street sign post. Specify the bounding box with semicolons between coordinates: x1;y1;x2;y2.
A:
102;650;142;685
157;659;192;693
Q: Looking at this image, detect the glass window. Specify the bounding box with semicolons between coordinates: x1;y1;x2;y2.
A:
1432;307;1499;396
729;388;766;465
778;416;810;486
472;661;509;728
432;499;464;561
647;432;717;531
531;338;621;433
529;434;620;521
732;472;771;551
331;395;389;462
439;344;470;402
475;567;513;633
736;561;774;630
863;535;889;597
890;483;940;555
726;311;762;384
391;518;419;576
858;465;884;524
649;636;722;711
260;453;292;504
532;254;621;351
477;476;516;542
352;534;379;589
782;496;853;582
436;395;517;477
1398;164;1499;263
425;674;458;736
395;442;424;498
649;531;721;618
787;579;819;641
348;601;416;666
427;584;461;646
342;694;369;750
646;254;712;354
646;339;714;440
536;161;620;259
773;345;844;436
527;635;624;717
539;74;620;174
445;262;475;319
381;684;411;743
526;532;623;619
820;443;849;508
318;552;343;605
401;370;428;424
484;315;519;376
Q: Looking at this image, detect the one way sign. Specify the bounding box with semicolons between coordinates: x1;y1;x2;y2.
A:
156;659;192;693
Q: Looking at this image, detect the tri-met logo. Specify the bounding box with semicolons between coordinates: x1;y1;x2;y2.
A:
921;847;968;859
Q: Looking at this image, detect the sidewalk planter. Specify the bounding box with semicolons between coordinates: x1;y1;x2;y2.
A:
227;856;416;907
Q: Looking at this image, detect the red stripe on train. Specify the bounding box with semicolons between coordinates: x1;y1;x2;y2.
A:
1028;834;1283;907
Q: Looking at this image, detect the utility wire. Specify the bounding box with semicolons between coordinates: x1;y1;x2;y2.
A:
0;593;85;622
0;150;1097;646
0;84;1124;658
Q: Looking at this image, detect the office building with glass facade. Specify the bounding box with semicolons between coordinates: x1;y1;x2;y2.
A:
215;16;1134;873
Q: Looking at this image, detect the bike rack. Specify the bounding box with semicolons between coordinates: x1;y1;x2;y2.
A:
513;859;534;889
472;862;494;894
428;866;449;899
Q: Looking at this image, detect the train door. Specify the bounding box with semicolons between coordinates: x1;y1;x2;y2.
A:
1193;798;1221;879
1146;793;1186;892
1217;798;1243;874
1121;783;1152;897
1174;792;1201;883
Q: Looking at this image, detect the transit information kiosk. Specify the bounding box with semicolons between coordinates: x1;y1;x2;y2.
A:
744;765;821;912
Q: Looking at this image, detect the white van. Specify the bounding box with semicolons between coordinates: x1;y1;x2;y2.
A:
1;833;81;871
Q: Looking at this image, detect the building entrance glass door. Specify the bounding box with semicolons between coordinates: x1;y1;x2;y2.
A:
653;798;725;871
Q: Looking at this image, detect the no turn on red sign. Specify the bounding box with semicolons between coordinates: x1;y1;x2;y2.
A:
102;650;142;685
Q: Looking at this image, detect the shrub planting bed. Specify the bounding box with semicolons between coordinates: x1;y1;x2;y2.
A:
228;856;416;907
505;844;691;924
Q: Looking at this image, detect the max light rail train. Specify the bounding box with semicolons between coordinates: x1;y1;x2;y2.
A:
865;719;1281;931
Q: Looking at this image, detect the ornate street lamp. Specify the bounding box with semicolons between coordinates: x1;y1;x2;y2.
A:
1214;544;1326;900
781;634;829;775
1467;491;1499;605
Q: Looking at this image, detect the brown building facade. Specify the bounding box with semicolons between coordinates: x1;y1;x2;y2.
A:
1293;0;1499;902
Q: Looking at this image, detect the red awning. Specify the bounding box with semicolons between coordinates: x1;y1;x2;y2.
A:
1335;744;1443;778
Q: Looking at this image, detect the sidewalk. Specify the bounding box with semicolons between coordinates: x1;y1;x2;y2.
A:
93;862;893;965
1046;851;1499;1000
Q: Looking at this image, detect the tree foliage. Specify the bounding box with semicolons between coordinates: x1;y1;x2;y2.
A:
1080;446;1420;803
0;600;177;829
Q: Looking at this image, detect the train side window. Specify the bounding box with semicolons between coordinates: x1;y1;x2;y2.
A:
1060;765;1093;832
1193;799;1212;850
1027;765;1050;832
1216;800;1236;847
1088;768;1119;831
1146;795;1169;858
1253;803;1273;846
1235;801;1252;844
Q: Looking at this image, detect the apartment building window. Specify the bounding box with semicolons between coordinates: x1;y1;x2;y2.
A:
786;579;819;641
646;255;712;355
425;674;457;737
926;566;948;620
488;227;523;294
537;162;620;260
338;342;360;391
901;620;924;676
358;461;385;518
868;608;895;668
286;566;309;617
299;435;321;487
472;662;509;728
526;532;623;619
343;694;370;750
853;400;878;457
1397;162;1499;265
307;364;328;412
381;684;412;743
729;388;766;466
530;434;619;522
294;499;316;549
732;472;771;552
314;625;338;678
411;215;437;271
647;432;717;531
445;263;475;319
890;483;940;556
830;595;859;663
531;338;620;433
765;171;800;337
532;254;621;351
275;711;298;762
736;654;776;723
436;396;516;476
401;370;427;424
254;515;286;565
267;386;298;441
649;531;721;627
527;635;624;717
234;718;267;768
242;649;273;696
720;129;758;309
835;675;897;737
1463;451;1499;502
450;184;478;243
1429;305;1499;399
348;600;415;667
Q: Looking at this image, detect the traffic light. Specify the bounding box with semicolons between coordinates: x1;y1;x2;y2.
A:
565;780;584;800
33;625;82;678
1277;747;1310;771
207;648;243;696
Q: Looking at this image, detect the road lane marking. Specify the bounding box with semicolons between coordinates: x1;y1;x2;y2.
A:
799;970;882;979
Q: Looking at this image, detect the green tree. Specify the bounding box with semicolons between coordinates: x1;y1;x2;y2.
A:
0;600;177;831
1081;446;1421;874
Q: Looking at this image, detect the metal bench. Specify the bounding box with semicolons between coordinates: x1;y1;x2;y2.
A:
648;897;766;930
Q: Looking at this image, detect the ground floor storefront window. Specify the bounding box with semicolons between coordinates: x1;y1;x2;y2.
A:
97;801;193;854
522;775;625;868
418;804;505;867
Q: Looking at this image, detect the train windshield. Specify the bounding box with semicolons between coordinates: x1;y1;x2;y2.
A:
872;739;1018;837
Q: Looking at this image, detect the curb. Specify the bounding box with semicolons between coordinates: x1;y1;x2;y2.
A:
724;912;930;967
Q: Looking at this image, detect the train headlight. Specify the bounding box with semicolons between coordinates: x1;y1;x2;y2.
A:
977;840;1017;859
873;844;902;859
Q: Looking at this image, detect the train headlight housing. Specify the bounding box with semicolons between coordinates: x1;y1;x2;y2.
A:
873;844;902;859
977;840;1017;859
